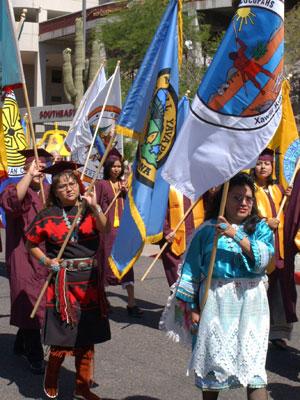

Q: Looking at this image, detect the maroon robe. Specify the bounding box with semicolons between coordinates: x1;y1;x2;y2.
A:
161;196;196;287
95;179;134;286
0;184;48;329
281;170;300;323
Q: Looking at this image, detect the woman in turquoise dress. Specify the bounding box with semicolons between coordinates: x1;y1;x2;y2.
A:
161;173;274;400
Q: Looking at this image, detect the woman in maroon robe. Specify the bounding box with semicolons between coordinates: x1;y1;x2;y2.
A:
0;149;52;374
96;149;143;317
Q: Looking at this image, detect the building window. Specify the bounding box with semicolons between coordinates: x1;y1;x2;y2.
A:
51;69;62;84
51;96;62;103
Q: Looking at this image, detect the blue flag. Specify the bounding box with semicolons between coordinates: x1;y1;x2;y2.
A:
0;0;23;90
109;0;181;279
162;0;284;200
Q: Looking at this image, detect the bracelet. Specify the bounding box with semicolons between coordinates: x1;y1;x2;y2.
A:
38;255;47;266
93;205;103;215
233;229;246;243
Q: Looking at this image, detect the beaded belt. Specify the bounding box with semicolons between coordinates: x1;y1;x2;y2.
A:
61;258;97;271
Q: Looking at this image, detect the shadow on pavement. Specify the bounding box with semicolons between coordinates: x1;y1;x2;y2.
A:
268;383;300;400
266;345;300;383
0;333;76;399
106;291;163;330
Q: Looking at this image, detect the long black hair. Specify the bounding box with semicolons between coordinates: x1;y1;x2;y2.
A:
46;170;81;208
103;157;124;181
205;172;260;235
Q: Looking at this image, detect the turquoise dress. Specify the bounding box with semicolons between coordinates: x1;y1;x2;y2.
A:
161;219;274;391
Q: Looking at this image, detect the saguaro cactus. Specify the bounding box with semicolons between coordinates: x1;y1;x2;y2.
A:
63;17;105;108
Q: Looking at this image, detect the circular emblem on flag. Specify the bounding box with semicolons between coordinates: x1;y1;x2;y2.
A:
2;93;27;176
136;69;177;188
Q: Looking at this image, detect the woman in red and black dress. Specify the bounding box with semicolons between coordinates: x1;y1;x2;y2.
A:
26;161;110;400
96;149;143;317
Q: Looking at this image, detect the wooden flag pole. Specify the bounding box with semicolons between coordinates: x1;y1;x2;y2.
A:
276;157;300;220
141;197;203;282
22;84;46;205
30;132;116;319
8;0;46;205
104;190;121;216
80;61;120;180
199;181;229;316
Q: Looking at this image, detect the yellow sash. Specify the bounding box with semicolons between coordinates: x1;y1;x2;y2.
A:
255;184;284;273
295;230;300;251
169;187;204;256
109;181;123;228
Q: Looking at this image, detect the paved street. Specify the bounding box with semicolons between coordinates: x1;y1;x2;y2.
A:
0;240;299;399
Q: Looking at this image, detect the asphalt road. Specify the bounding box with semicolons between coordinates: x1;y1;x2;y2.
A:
0;244;299;399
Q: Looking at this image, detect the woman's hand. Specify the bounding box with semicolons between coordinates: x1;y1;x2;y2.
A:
191;310;200;324
216;216;236;239
45;258;62;272
267;217;280;230
82;187;97;208
27;160;44;178
165;230;176;243
120;178;128;193
284;186;293;197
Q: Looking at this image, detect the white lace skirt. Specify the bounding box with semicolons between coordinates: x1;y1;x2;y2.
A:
191;277;269;389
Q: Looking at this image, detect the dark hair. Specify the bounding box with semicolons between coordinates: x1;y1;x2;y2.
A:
205;172;260;235
250;167;275;186
103;158;124;181
46;170;80;207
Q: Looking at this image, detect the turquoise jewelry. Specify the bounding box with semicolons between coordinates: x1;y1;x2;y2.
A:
233;229;246;243
62;208;82;243
219;223;228;230
38;255;47;266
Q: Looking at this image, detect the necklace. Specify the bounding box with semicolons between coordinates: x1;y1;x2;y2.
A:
62;207;82;243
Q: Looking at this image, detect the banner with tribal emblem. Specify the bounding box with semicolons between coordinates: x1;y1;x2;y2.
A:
1;91;27;178
109;0;182;279
162;0;284;200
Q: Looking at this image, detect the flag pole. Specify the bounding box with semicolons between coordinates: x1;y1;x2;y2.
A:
276;157;300;220
30;131;116;319
7;0;46;205
16;8;27;40
199;181;229;316
104;190;121;216
141;197;203;282
80;61;120;180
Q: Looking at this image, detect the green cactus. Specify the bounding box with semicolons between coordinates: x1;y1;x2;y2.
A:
62;17;105;108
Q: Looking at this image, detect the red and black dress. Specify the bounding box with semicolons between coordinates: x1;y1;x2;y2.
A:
26;205;111;348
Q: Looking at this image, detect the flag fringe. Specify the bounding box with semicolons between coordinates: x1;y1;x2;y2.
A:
115;124;141;141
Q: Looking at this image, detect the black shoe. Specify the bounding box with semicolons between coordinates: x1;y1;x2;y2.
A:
127;305;143;318
28;359;45;375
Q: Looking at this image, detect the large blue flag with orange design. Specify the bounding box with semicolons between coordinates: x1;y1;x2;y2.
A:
163;0;284;200
109;0;182;279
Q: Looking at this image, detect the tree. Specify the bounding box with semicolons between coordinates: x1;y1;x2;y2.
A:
96;0;224;99
285;4;300;69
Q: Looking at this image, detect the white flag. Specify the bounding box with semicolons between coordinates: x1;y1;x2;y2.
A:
66;67;107;150
66;68;122;181
162;0;284;200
